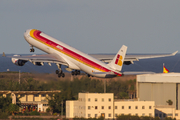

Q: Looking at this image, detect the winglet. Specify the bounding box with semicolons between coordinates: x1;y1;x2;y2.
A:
2;52;6;57
172;51;178;56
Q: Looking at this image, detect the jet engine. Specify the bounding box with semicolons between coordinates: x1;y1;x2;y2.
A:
11;55;27;66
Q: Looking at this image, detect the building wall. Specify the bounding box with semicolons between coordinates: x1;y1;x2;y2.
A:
137;73;180;108
114;101;155;117
66;93;114;119
155;106;179;119
178;84;180;110
66;93;155;119
138;83;176;107
82;93;114;119
66;101;74;118
27;95;34;101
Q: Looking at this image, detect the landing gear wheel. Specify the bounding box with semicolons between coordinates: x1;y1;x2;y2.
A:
77;70;80;75
30;48;35;52
56;70;59;74
58;73;61;78
62;73;65;78
87;74;90;77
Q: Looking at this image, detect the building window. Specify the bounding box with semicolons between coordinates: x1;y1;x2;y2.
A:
95;98;97;102
175;113;178;116
88;106;91;109
102;98;104;102
122;106;124;109
48;94;52;97
163;113;166;117
149;113;152;117
102;106;104;109
129;106;131;109
109;98;111;102
135;106;138;109
88;98;90;102
149;106;151;109
95;114;97;118
34;94;39;97
41;94;46;97
43;104;48;106
88;114;91;117
95;106;98;109
109;106;111;109
155;114;158;117
159;114;162;118
115;106;117;109
135;113;138;116
108;114;111;117
142;106;145;109
142;113;145;116
20;94;25;97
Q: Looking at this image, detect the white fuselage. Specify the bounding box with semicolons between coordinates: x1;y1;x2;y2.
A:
24;29;121;78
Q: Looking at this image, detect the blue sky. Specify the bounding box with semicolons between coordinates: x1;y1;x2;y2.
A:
0;0;180;54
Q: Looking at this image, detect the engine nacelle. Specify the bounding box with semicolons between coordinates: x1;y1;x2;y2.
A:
123;61;133;65
12;55;27;66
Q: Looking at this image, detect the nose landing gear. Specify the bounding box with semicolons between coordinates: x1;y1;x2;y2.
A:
30;45;35;52
30;48;35;52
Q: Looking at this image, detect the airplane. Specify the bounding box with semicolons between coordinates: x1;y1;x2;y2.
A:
4;29;178;78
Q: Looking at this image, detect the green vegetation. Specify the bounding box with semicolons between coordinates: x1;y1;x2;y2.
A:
0;73;136;117
166;99;173;105
8;103;19;115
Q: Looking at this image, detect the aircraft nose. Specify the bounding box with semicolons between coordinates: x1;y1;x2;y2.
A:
24;29;31;36
24;29;32;40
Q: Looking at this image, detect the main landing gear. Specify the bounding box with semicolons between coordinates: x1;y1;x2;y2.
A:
71;70;80;76
55;64;65;78
56;70;65;78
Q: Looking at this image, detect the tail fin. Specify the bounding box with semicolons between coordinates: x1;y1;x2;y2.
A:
108;45;127;71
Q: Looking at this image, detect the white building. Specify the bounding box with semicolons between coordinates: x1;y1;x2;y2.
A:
66;93;155;119
114;100;154;117
137;73;180;119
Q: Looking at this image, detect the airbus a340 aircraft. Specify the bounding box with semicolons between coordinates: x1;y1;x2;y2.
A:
5;29;178;78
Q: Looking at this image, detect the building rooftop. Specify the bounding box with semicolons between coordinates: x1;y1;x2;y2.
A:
137;72;180;83
0;90;61;94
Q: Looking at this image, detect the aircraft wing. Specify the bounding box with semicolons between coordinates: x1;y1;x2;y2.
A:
89;51;178;65
5;53;68;66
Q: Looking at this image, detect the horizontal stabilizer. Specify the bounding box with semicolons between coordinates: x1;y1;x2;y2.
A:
92;71;116;75
92;71;118;78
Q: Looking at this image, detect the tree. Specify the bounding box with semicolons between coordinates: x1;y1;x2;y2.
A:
166;100;173;105
8;103;19;115
0;96;12;112
118;92;129;99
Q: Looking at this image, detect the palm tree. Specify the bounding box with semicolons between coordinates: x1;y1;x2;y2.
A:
166;99;173;105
